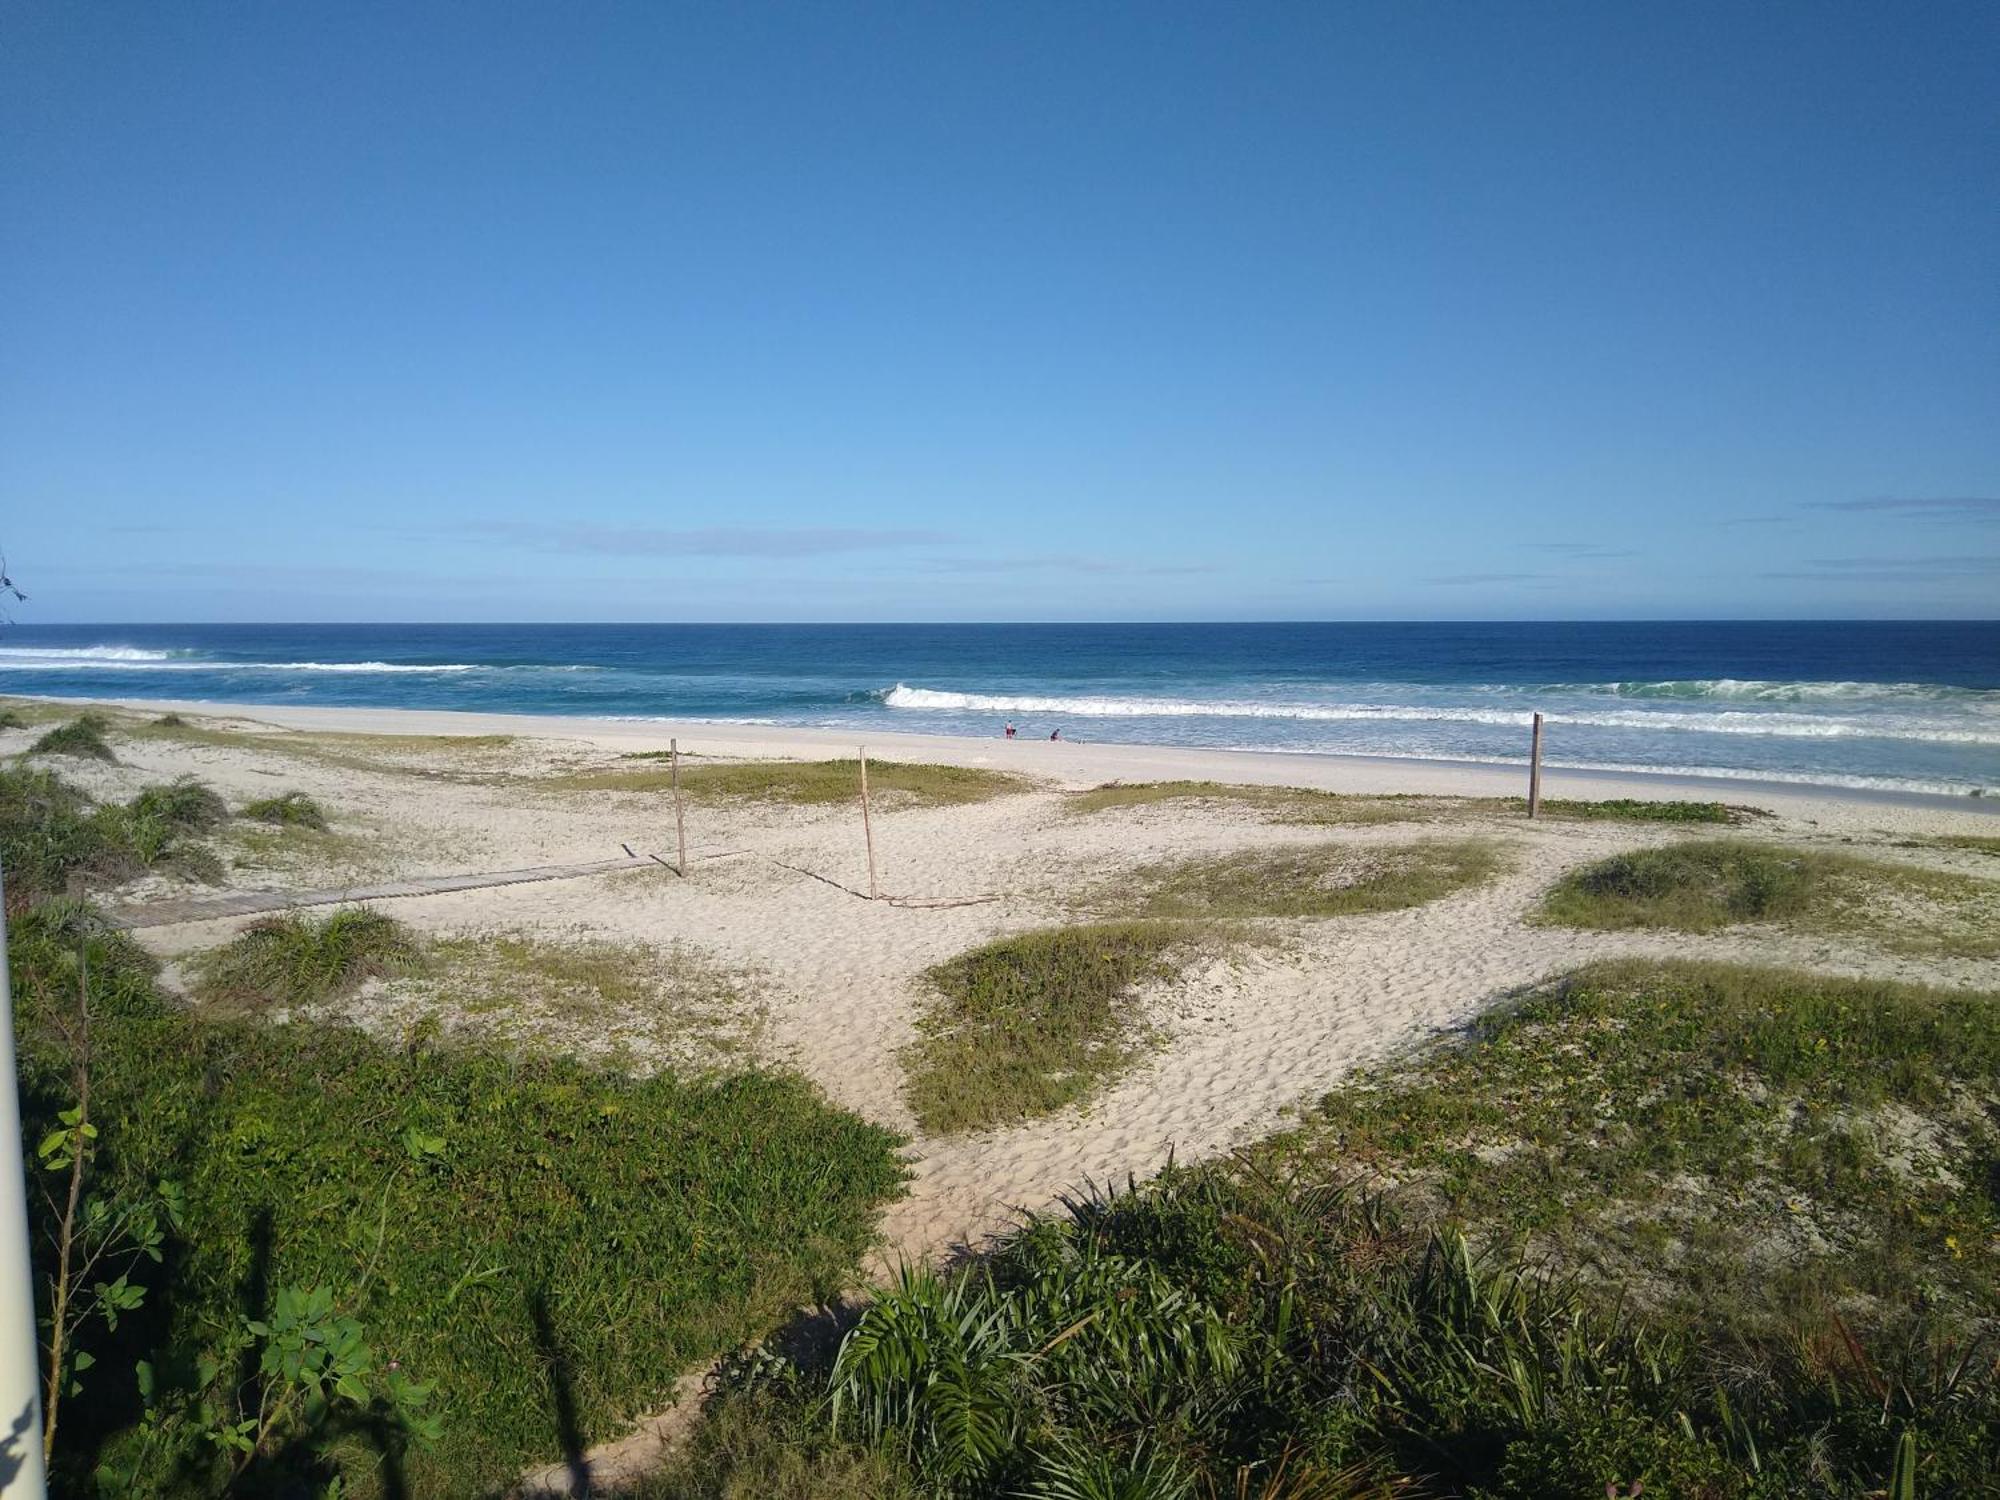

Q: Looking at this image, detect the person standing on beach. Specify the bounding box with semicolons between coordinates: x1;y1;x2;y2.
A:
1004;721;1016;737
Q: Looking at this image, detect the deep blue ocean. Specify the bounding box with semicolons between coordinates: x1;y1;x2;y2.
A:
4;622;1998;797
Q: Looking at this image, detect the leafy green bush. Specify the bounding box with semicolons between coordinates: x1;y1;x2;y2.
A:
189;907;424;1011
31;712;116;762
241;790;329;830
7;899;906;1497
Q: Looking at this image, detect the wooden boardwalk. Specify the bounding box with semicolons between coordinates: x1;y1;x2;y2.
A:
105;854;659;930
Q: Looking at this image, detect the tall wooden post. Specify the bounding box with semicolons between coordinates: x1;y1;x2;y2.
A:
1528;713;1544;819
670;739;687;877
858;747;880;899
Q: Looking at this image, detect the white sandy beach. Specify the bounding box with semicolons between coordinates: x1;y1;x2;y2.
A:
9;693;1999;1269
8;691;1998;1492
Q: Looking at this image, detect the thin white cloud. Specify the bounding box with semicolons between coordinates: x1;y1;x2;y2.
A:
468;522;961;557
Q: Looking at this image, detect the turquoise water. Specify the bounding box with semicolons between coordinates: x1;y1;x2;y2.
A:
3;621;1997;797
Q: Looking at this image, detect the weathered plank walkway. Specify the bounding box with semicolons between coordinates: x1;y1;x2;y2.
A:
105;854;658;930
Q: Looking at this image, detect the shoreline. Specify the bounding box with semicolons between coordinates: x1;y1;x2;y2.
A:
21;689;2000;821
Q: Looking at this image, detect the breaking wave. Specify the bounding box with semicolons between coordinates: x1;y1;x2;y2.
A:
879;684;2000;746
0;647;599;676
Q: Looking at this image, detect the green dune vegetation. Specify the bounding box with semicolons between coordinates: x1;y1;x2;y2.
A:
907;841;1508;1135
644;960;2000;1499
902;922;1201;1134
1502;795;1766;824
0;764;229;893
1542;838;2000;957
189;907;424;1012
3;774;906;1497
549;755;1031;806
1067;779;1452;825
1110;837;1507;920
241;790;330;829
31;711;118;762
1070;779;1766;829
1912;832;2000;857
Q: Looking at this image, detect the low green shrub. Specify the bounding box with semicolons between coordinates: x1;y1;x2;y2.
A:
1541;838;1999;954
189;907;424;1011
8;900;905;1497
241;790;329;829
903;923;1197;1134
0;706;24;729
32;712;116;761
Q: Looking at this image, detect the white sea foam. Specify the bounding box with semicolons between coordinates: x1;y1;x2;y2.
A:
0;650;603;675
879;685;2000;745
1580;678;1992;703
0;645;176;663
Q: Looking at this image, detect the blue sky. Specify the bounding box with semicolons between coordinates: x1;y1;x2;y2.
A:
2;1;1995;622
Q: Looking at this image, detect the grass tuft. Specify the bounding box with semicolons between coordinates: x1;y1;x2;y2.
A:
1541;838;1999;955
242;789;330;829
903;922;1198;1134
129;775;230;834
0;707;23;730
1114;838;1506;920
552;757;1028;807
31;712;116;761
153;711;186;727
191;907;425;1010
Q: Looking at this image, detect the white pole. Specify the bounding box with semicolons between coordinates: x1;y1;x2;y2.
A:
858;748;879;900
0;862;51;1496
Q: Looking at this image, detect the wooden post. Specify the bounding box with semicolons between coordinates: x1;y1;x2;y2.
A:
1528;712;1544;818
671;739;687;877
858;746;880;899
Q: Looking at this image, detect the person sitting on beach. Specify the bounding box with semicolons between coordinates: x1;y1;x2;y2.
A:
1049;727;1062;741
1004;721;1016;738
